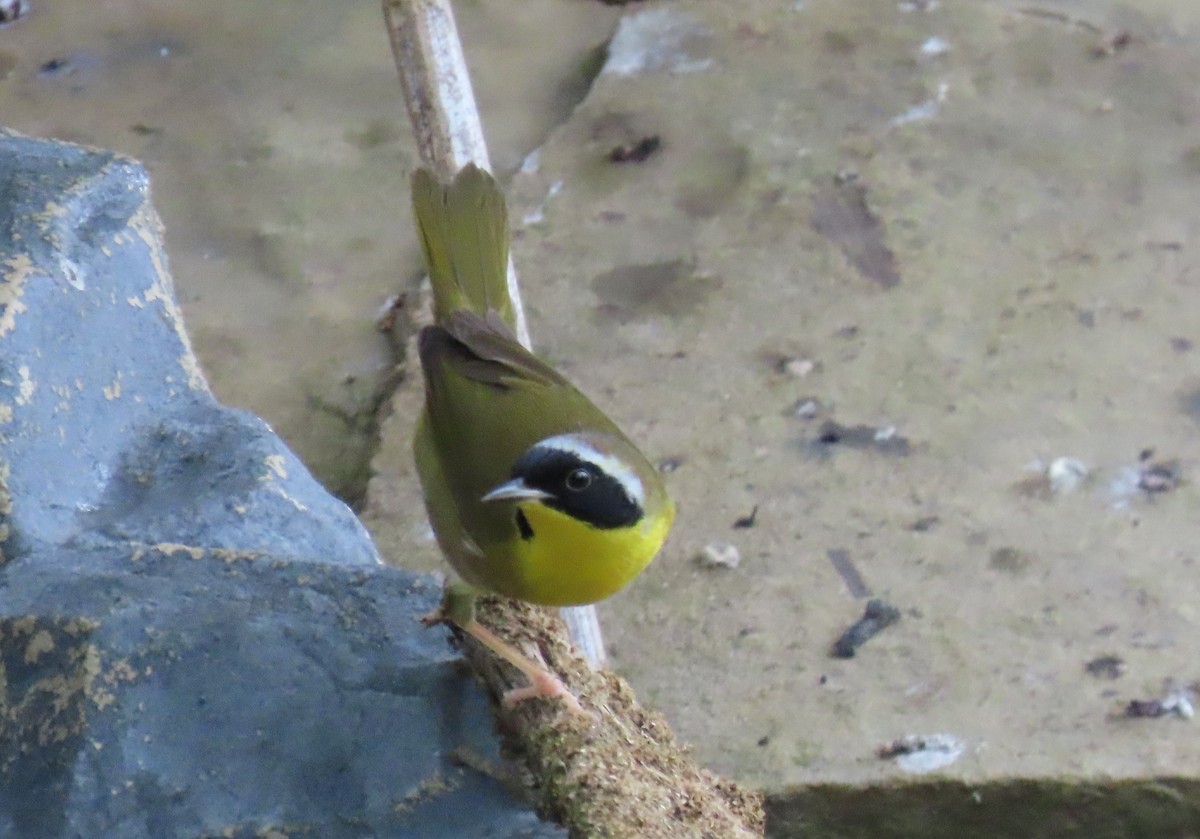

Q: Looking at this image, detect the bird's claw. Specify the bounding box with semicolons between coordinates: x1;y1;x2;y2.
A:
502;668;591;718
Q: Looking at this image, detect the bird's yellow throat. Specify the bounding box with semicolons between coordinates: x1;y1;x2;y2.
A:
493;496;675;607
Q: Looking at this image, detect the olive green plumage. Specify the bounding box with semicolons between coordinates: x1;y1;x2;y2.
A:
411;165;517;333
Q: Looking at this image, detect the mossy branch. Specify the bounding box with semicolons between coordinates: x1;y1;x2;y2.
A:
458;597;764;838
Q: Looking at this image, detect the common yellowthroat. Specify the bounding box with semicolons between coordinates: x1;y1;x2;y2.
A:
411;164;674;707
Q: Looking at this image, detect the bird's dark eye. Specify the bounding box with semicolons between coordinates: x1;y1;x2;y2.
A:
565;467;592;491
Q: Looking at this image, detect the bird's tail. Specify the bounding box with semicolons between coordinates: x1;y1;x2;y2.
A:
410;164;517;332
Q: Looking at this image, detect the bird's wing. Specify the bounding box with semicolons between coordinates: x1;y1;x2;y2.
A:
418;309;623;494
418;310;572;393
416;311;592;555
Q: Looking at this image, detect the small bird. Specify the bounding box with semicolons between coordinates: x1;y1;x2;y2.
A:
411;164;674;709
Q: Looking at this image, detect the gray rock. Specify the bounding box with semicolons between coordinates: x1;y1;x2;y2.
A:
0;132;378;566
0;549;560;839
0;133;563;838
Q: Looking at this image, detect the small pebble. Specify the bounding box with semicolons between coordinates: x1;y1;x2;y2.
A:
919;36;951;58
696;542;741;569
780;357;815;378
1047;456;1089;494
791;398;822;419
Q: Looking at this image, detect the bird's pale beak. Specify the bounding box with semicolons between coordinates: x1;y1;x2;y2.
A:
480;478;552;503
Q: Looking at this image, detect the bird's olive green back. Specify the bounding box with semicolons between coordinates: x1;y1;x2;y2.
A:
418;312;633;550
410;164;517;332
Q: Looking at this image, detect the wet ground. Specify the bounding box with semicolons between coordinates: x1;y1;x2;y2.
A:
4;0;1200;820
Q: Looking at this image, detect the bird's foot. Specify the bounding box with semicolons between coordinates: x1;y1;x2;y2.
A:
501;668;587;716
419;605;448;627
463;620;592;719
421;579;479;627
